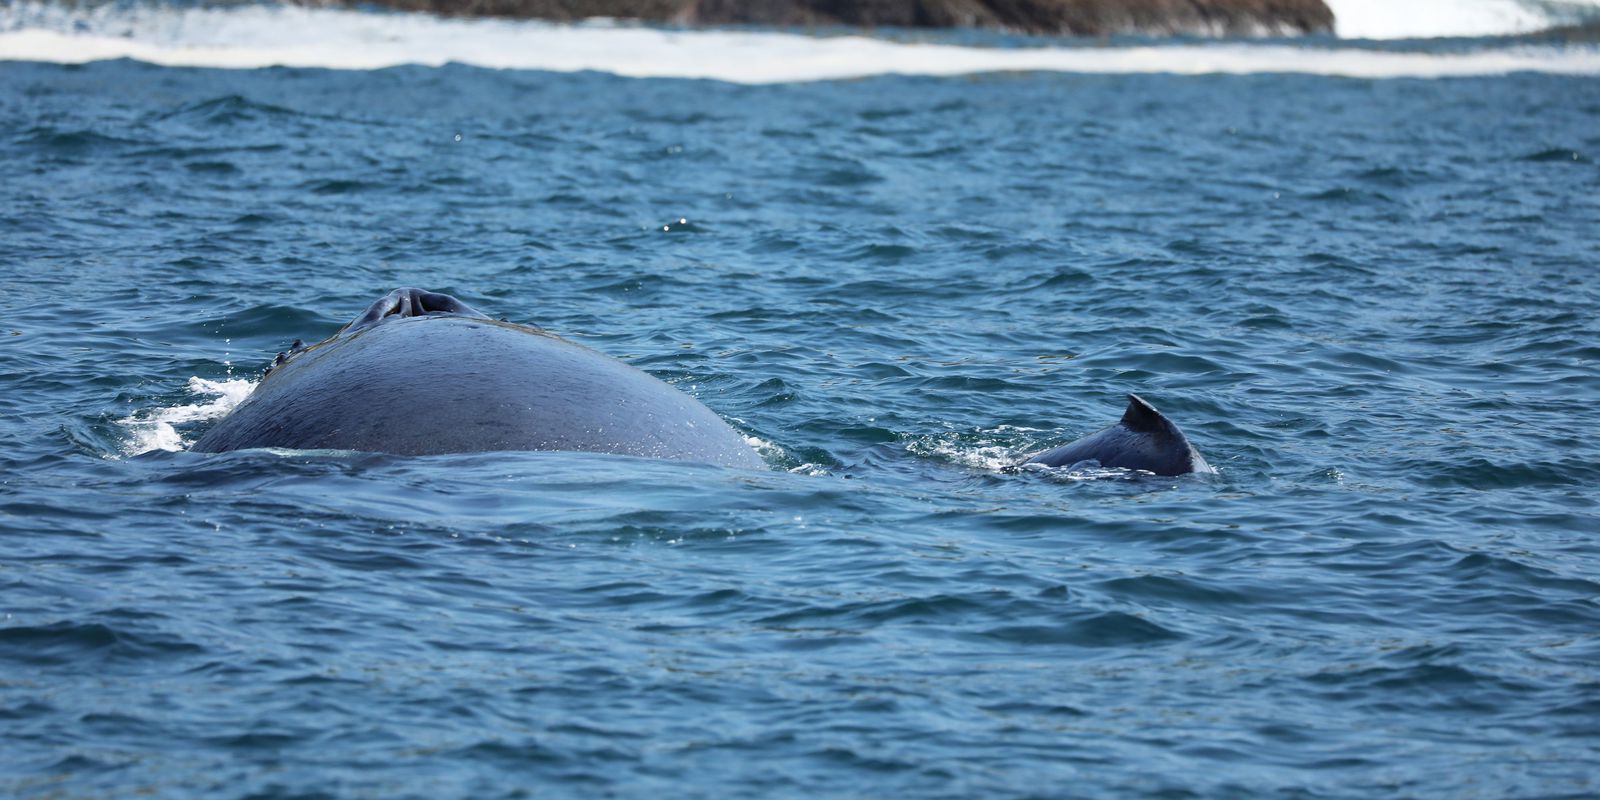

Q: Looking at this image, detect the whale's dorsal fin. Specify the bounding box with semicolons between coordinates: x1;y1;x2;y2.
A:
1120;394;1168;434
1022;393;1208;476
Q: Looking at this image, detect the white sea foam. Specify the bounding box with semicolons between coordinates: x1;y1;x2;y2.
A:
1326;0;1600;39
117;376;256;457
2;4;1599;81
907;426;1037;473
1015;460;1156;481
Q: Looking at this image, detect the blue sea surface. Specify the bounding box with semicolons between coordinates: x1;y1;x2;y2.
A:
2;40;1600;799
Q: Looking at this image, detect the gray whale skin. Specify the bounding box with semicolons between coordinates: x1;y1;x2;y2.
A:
1023;394;1213;477
191;288;765;469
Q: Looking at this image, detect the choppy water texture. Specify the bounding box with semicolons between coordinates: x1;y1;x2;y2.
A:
3;36;1600;800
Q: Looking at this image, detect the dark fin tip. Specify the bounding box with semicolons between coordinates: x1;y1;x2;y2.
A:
1120;393;1168;433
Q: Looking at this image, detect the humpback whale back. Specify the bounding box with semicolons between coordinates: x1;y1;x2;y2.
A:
1024;394;1212;477
190;289;765;469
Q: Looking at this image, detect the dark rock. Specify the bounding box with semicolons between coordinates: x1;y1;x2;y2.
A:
323;0;1335;36
1520;20;1600;43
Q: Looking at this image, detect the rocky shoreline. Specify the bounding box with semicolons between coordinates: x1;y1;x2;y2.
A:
322;0;1335;37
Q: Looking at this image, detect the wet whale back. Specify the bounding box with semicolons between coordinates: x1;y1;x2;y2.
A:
191;293;763;469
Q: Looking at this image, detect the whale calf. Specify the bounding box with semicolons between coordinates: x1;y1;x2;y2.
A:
1023;394;1212;476
191;288;765;469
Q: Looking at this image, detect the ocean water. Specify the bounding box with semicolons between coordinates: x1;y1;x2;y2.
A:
3;3;1600;798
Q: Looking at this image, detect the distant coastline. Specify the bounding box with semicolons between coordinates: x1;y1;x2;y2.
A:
308;0;1336;37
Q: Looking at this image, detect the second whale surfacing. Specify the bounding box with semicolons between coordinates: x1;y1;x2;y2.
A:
190;288;766;469
1023;394;1213;477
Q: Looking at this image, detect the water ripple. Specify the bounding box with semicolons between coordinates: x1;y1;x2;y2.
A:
1;54;1597;800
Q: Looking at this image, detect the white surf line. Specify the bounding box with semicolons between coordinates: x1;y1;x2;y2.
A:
2;7;1599;80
